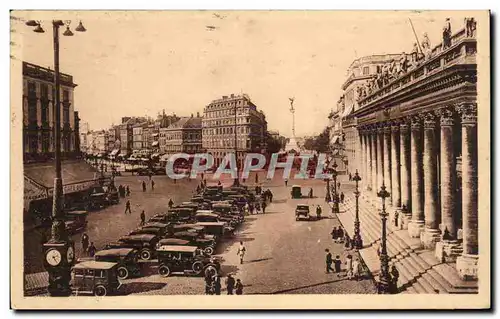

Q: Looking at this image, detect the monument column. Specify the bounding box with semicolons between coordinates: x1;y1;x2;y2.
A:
408;116;425;238
383;125;392;205
422;112;441;248
456;103;478;280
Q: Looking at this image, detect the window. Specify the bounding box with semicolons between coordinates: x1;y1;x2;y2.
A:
63;89;70;102
27;82;37;124
363;66;369;75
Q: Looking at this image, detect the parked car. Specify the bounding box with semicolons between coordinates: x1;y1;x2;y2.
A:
103;186;119;205
94;248;141;280
291;185;302;199
295;204;311;221
104;234;159;260
158;237;215;256
156;245;221;277
129;222;169;238
71;261;122;296
88;192;109;210
194;221;228;238
64;210;88;234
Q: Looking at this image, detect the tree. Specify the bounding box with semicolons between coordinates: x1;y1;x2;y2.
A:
266;133;283;154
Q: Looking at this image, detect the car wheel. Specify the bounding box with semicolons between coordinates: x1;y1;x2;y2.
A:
117;266;129;280
140;249;152;260
192;261;204;275
204;265;217;277
158;264;171;277
204;246;214;256
94;285;107;296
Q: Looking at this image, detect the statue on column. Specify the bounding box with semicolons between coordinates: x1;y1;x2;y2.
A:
442;18;452;49
421;32;432;60
465;17;476;37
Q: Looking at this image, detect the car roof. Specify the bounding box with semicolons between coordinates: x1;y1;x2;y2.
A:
292;185;301;188
95;248;136;257
157;245;198;252
91;193;106;196
173;231;198;236
143;222;168;228
159;238;190;245
66;210;88;215
297;204;310;208
73;261;117;270
195;222;225;226
196;210;214;214
173;223;202;229
120;234;157;241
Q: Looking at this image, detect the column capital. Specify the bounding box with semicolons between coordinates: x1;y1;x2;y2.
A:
457;103;477;125
436;106;455;126
410;115;423;131
423;112;438;129
383;123;392;134
391;121;401;133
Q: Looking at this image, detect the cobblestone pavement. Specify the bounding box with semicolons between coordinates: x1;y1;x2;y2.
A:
24;170;376;295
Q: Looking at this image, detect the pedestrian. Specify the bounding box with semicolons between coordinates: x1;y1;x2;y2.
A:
255;174;259;184
151;179;155;191
205;272;214;295
352;258;361;281
268;189;273;203
140;210;146;226
349;173;352;181
126;186;130;197
394;210;399;228
226;274;235;295
125;200;132;214
142;181;146;192
334;255;342;276
237;241;246;264
284;179;288;187
309;188;313;198
390;265;400;294
88;242;97;257
316;205;322;219
325;249;334;273
235;279;244;295
337;181;341;189
331;227;338;241
262;201;267;214
345;254;353;279
337;227;344;243
340;192;345;203
81;233;89;255
344;234;351;249
249;203;254;215
168;199;174;209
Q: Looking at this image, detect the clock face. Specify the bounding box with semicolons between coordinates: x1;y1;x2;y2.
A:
46;249;62;266
67;246;75;263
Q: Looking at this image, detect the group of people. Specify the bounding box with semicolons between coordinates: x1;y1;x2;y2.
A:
117;184;130;198
325;249;363;280
205;273;244;295
142;179;155;192
80;233;97;257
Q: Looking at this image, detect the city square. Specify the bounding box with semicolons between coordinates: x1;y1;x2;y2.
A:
12;10;487;307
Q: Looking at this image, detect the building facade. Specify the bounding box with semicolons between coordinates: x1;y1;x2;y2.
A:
353;26;477;279
132;122;147;151
202;94;267;167
159;116;202;156
22;62;79;162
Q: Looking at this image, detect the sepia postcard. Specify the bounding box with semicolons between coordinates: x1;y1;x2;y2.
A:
10;10;490;310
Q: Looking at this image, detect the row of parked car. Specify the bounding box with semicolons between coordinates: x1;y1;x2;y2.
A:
71;184;258;296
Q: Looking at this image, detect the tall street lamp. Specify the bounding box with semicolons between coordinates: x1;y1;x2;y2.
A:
377;183;391;294
352;169;363;250
233;100;239;186
26;19;86;297
331;160;339;214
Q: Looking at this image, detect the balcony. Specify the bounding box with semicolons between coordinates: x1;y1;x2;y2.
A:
358;28;476;109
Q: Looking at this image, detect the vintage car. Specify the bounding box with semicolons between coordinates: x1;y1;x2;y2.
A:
170;205;197;222
88;192;109;210
156;245;221;277
295;204;311;221
94;248;141;280
71;261;122;296
129;222;169;238
291;185;302;199
104;234;159;260
212;203;244;223
194;210;220;222
158;237;215;256
194;221;228;238
103;186;120;205
64;210;88;234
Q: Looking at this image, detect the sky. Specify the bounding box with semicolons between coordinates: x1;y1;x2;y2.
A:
12;11;467;137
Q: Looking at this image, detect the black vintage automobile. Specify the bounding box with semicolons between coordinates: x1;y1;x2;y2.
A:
71;261;122;296
194;221;228;238
195;210;238;228
158;237;215;256
129;222;169;238
104;234;159;260
166;232;216;255
169;206;197;222
64;210;88;235
156;245;221;277
291;185;302;199
103;186;119;205
94;248;141;280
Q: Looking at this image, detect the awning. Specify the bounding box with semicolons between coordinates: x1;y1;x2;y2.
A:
151;141;159;147
341;104;354;118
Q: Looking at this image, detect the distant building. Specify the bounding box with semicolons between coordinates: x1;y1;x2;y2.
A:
79;122;90;154
22;61;79;162
159;115;202;156
202;94;267;167
132;122;148;151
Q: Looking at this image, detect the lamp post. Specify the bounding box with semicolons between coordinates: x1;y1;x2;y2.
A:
26;19;86;297
352;170;363;250
331;160;339;214
233;100;239;186
377;183;391;294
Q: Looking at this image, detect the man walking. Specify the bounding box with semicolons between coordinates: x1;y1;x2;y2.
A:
237;241;246;264
226;274;235;295
125;200;132;214
325;249;334;273
142;181;146;192
262;201;267;214
213;274;222;295
88;242;97;257
334;255;342;276
284;178;288;187
81;233;89;256
126;186;130;197
140;210;146;226
168;199;174;209
151;179;155;191
340;192;345;203
316;205;322;220
235;279;244;295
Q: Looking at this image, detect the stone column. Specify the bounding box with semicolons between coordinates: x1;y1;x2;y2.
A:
371;128;378;195
363;132;369;190
383;125;392;204
456;103;478;280
376;126;384;192
435;107;461;261
422;113;441;248
391;123;402;225
400;120;412;229
358;131;364;184
408;116;425;238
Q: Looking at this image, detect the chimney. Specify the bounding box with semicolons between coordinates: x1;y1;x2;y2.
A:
230;94;235;98
222;95;228;99
196;111;200;117
191;113;194;118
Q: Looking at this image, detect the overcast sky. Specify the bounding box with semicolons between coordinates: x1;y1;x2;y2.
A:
13;11;467;137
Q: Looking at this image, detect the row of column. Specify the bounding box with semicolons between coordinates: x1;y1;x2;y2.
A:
357;103;478;279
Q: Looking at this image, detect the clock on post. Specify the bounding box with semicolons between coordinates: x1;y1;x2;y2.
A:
43;239;75;296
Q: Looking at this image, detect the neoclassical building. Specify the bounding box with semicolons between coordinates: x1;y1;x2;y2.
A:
353;27;478;279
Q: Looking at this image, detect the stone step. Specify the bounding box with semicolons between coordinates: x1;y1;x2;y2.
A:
407;252;428;274
413;273;437;294
421;272;449;294
412;281;429;294
426;268;454;293
433;263;479;290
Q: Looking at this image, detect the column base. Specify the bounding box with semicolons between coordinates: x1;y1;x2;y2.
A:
456;254;479;281
435;240;462;262
421;228;441;249
407;220;425;238
401;213;412;230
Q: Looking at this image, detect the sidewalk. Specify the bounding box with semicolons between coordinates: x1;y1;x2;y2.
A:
24;271;49;296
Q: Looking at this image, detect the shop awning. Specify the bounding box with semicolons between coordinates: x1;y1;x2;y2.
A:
151;141;159;147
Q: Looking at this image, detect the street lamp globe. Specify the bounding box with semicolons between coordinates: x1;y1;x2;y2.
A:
33;24;45;33
25;20;39;27
75;21;86;32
